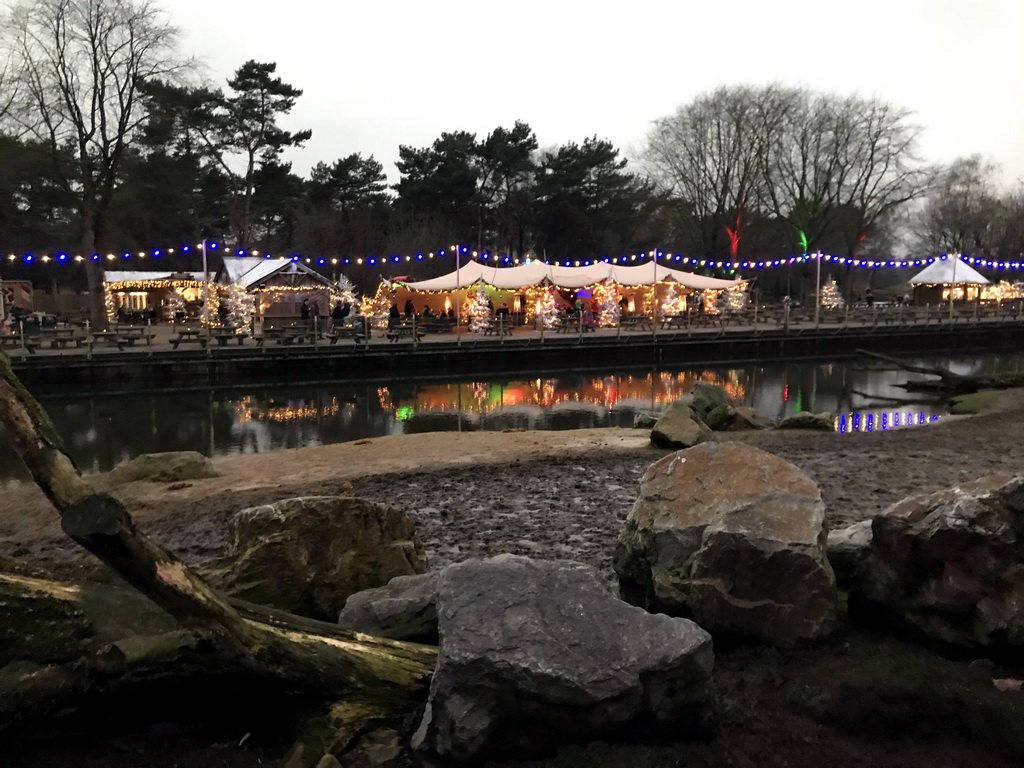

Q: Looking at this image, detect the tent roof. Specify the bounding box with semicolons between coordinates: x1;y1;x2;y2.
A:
400;261;745;291
104;270;205;283
909;257;990;285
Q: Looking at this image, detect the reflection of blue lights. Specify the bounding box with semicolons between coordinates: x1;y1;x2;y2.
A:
836;410;941;435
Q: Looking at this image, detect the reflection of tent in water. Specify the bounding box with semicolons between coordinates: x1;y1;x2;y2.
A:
909;256;989;304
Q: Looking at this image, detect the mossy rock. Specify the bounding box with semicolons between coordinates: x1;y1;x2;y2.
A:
949;390;1001;415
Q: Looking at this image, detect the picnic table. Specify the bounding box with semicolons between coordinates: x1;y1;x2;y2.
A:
171;327;207;349
36;327;88;349
212;331;248;346
481;318;516;336
385;320;420;342
619;315;653;332
0;333;38;353
325;320;370;344
112;325;156;345
88;330;128;351
257;325;317;346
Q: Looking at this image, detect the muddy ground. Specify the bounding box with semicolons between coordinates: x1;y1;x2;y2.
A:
4;394;1024;766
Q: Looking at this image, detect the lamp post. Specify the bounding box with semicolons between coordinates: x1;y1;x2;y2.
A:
814;251;822;328
452;245;461;343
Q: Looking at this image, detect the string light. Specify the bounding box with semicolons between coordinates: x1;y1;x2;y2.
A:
1;246;1011;273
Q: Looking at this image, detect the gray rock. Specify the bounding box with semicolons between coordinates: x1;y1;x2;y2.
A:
203;496;427;621
704;404;774;431
690;382;734;421
338;572;439;642
614;442;836;646
412;554;714;764
650;402;713;449
850;474;1024;648
776;411;835;431
107;451;217;483
632;411;660;429
827;520;873;589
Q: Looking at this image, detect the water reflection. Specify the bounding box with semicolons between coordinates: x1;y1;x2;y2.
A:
3;352;1020;486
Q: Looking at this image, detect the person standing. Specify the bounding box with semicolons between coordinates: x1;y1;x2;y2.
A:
300;298;311;321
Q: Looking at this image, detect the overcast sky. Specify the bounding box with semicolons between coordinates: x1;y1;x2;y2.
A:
164;0;1024;186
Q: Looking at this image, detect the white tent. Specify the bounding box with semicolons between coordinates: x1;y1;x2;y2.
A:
908;257;990;286
399;261;744;291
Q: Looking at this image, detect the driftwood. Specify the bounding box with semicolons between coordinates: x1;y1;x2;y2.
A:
0;352;436;715
855;349;1024;395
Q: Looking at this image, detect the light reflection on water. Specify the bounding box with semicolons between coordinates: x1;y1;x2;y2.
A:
1;352;1021;485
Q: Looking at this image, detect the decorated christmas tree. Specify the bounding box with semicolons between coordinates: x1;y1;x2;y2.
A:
593;280;621;327
660;283;686;316
360;283;394;329
335;273;360;311
722;285;749;312
164;290;185;323
819;277;844;310
467;283;491;332
527;282;561;329
220;282;256;331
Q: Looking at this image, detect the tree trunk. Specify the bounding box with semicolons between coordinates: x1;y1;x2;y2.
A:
0;352;436;709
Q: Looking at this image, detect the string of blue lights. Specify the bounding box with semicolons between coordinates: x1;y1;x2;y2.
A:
2;247;1018;272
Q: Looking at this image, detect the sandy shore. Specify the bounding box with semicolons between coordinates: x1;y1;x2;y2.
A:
4;390;1024;579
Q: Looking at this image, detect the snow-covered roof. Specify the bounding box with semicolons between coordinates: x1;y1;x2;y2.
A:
909;257;990;285
400;261;745;291
217;257;338;289
103;271;205;283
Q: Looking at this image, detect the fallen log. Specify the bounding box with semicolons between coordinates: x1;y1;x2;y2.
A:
855;349;1024;395
0;352;436;710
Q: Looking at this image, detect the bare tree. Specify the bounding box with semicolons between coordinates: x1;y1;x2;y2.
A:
2;0;188;326
641;85;765;259
915;155;1001;255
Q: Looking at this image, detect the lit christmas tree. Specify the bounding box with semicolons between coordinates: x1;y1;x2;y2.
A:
819;277;844;310
467;283;491;332
335;273;360;310
703;290;720;315
164;290;185;323
527;282;561;329
593;280;621;327
660;283;687;316
221;282;256;331
722;284;750;312
360;282;394;329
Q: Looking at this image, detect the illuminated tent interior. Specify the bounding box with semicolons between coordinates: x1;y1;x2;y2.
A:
908;257;989;304
103;270;206;320
394;261;746;316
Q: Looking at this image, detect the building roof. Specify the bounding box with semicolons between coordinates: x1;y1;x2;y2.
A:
103;271;205;283
217;257;338;289
908;257;990;285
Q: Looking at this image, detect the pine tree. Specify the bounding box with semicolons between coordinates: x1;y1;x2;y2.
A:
529;282;560;329
593;280;621;327
819;277;844;310
722;286;749;312
467;283;491;332
221;282;255;331
660;283;686;316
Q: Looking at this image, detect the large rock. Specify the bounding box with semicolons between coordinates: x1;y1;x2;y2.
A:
704;404;774;431
776;411;835;431
206;496;427;621
107;451;217;483
689;382;733;421
827;520;873;589
411;555;714;764
337;572;439;643
614;442;836;646
849;474;1024;648
650;402;713;449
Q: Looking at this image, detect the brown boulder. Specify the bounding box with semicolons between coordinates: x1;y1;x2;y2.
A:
107;451;217;483
614;442;836;646
205;496;427;621
650;402;713;449
850;474;1024;648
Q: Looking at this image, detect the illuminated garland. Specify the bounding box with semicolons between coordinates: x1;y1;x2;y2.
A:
103;278;205;321
360;283;394;329
8;247;1010;272
981;281;1024;302
721;284;749;312
221;282;256;331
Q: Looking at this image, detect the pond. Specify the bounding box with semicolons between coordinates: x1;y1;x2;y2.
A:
2;352;1021;486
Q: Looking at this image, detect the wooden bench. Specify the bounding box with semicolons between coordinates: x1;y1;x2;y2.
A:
35;328;88;349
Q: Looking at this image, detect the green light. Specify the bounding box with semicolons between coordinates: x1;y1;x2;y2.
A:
799;231;808;254
395;406;414;421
